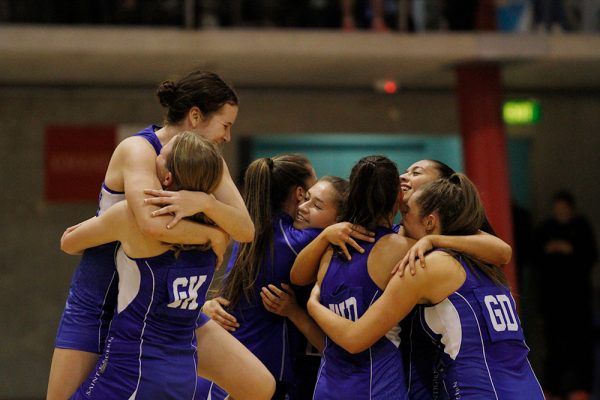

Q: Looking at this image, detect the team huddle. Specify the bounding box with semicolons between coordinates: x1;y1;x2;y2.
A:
47;71;544;399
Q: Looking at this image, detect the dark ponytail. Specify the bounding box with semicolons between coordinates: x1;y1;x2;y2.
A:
340;156;399;232
156;70;238;124
318;176;349;220
427;159;455;179
220;155;313;308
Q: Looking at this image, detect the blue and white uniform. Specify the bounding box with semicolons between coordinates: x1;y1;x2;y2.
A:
402;251;544;400
55;125;162;353
71;247;215;399
197;213;321;400
314;227;407;400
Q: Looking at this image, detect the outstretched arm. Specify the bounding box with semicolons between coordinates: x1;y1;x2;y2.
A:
144;159;255;242
290;222;374;285
308;252;463;353
396;230;512;276
60;201;128;254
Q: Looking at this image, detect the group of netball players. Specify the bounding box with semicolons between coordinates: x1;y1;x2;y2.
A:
47;69;545;400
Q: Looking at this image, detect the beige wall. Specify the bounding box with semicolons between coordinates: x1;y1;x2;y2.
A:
0;85;598;398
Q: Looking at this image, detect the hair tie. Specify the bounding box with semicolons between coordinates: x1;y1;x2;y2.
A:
266;157;274;170
449;173;461;185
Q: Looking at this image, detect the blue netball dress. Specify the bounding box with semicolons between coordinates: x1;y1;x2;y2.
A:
71;247;215;399
55;125;162;353
402;251;544;400
196;213;321;400
314;227;407;400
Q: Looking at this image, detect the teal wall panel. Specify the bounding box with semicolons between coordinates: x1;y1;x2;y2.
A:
250;134;464;179
248;133;530;212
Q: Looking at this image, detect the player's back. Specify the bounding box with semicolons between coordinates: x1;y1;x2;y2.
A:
314;226;407;400
72;247;216;399
405;251;543;400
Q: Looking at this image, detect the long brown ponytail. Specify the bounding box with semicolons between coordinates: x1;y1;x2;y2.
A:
220;155;313;308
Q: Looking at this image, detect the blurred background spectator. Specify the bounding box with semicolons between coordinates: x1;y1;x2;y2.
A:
533;191;598;400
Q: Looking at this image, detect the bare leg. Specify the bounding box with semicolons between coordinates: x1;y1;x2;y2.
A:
47;348;99;400
196;320;275;400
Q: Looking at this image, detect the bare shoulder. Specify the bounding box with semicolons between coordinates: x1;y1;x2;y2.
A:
114;135;156;161
105;136;157;188
214;157;235;190
368;233;415;288
373;233;415;259
106;136;153;175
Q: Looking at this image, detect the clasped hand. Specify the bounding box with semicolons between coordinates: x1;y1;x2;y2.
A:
143;189;215;229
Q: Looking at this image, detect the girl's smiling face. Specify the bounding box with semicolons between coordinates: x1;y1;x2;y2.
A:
400;160;443;202
190;103;238;144
294;180;339;230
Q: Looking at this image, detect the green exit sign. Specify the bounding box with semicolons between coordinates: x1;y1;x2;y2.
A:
503;100;541;125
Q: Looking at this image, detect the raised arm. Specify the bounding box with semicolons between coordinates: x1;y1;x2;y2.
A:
62;196;229;265
60;201;128;255
290;233;331;286
290;222;374;285
308;251;463;354
431;231;511;265
119;138;228;245
396;230;512;276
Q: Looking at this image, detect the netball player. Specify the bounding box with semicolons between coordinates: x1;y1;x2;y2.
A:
47;71;254;399
202;175;375;399
307;174;544;399
196;155;316;400
196;157;368;400
60;133;274;399
252;176;353;343
302;156;410;399
263;176;365;399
